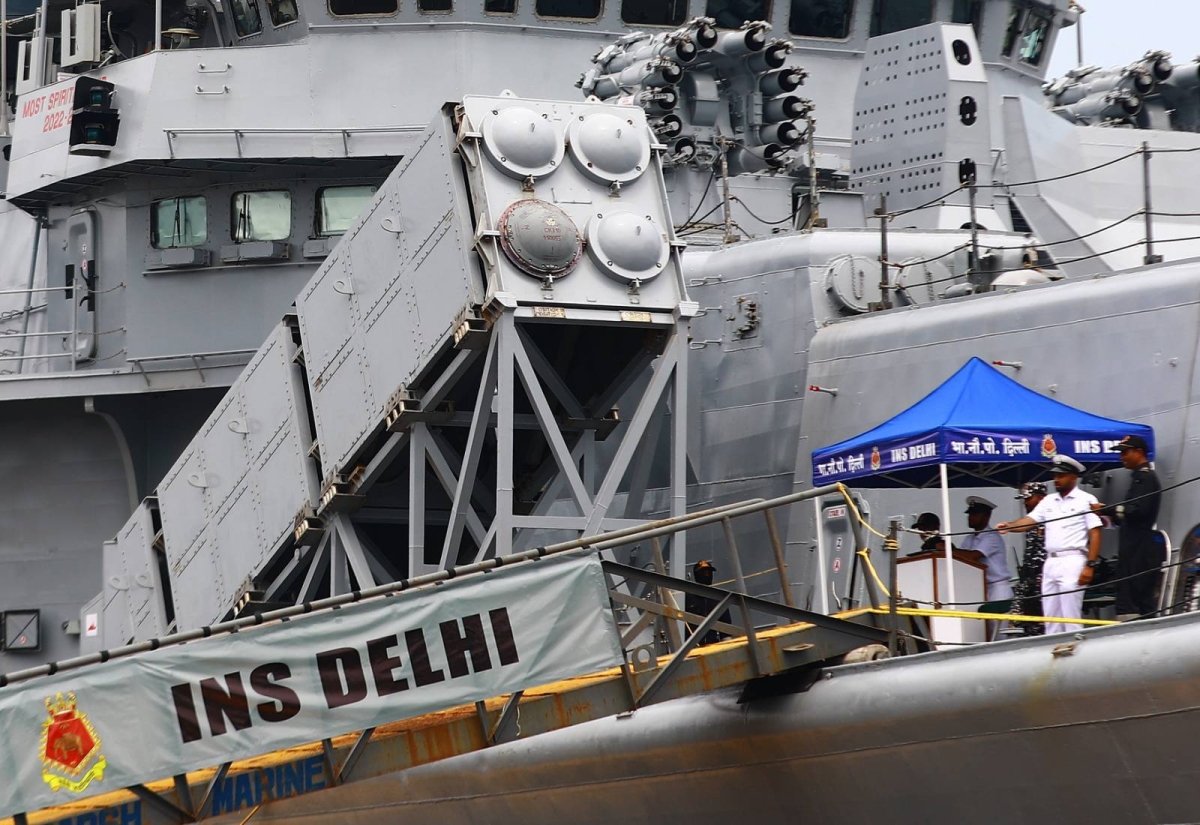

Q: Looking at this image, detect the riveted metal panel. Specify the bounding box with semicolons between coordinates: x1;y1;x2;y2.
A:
100;541;132;649
310;344;375;473
349;186;406;319
299;113;481;477
212;480;263;614
240;324;297;462
158;446;210;565
298;254;359;383
116;502;168;641
202;391;252;512
169;529;223;631
255;423;318;553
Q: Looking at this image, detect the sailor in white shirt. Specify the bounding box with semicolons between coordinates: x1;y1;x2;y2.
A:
998;456;1103;634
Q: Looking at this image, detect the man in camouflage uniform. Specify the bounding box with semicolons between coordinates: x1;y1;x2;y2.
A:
1007;482;1048;635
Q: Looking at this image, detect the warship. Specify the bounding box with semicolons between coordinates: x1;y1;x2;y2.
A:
5;0;1200;822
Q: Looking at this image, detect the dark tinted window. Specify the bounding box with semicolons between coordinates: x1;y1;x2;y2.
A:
229;0;263;35
485;0;516;10
266;0;299;24
1001;4;1025;55
418;0;451;9
869;0;932;36
535;0;601;18
328;0;397;15
951;0;982;33
706;0;770;28
623;0;687;26
789;0;851;38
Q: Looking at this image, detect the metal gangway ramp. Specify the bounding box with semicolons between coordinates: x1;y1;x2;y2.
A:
1;488;887;825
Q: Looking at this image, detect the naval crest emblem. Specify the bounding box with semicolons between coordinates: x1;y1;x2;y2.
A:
40;692;107;794
1040;433;1057;459
870;446;881;471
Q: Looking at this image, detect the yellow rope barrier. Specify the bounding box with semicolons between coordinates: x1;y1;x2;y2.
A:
836;483;889;539
868;606;1118;627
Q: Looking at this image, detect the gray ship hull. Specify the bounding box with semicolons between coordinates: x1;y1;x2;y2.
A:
198;614;1200;825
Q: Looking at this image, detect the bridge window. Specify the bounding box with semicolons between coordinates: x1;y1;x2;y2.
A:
485;0;516;11
266;0;300;24
232;191;292;243
1001;4;1024;55
152;196;207;249
869;0;932;36
229;0;264;35
317;186;377;236
418;0;452;9
951;0;982;34
623;0;687;26
535;0;601;18
789;0;852;39
706;0;770;28
329;0;398;16
1017;8;1051;65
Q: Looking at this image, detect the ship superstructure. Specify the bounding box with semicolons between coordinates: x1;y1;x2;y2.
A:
10;0;1200;822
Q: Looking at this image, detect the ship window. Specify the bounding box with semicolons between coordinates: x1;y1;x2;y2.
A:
535;0;601;18
1001;4;1024;56
622;0;687;26
328;0;398;16
868;0;932;36
789;0;852;39
706;0;770;29
951;0;982;34
152;196;207;249
1017;8;1051;65
232;191;292;242
485;0;516;11
418;0;451;10
317;186;377;236
229;0;264;35
266;0;300;25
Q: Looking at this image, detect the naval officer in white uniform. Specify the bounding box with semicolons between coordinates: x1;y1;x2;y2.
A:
998;456;1103;634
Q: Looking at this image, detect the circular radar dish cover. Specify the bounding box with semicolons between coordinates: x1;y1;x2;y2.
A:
586;211;668;283
482;106;564;180
568;112;652;185
498;199;583;279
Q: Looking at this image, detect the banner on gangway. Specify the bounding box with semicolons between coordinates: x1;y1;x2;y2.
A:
0;551;623;818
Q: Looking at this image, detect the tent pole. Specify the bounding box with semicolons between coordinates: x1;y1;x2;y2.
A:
940;463;957;605
813;496;830;614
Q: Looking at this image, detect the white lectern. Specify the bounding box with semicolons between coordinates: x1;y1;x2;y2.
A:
895;552;988;645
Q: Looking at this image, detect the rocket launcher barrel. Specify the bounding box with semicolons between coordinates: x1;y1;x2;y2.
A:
760;68;804;96
713;27;767;58
747;41;789;73
763;94;807;122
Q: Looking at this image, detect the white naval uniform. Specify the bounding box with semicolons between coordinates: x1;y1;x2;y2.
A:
1028;486;1102;634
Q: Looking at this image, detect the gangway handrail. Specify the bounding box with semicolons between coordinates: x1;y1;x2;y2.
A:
0;484;844;687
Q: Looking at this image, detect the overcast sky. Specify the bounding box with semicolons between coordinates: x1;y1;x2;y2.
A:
1047;0;1198;78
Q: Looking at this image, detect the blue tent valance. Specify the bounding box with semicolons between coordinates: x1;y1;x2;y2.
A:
811;358;1155;488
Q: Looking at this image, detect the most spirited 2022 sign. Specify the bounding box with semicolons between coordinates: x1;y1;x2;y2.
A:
0;552;623;818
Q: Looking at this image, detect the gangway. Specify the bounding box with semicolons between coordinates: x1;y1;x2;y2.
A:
1;487;890;825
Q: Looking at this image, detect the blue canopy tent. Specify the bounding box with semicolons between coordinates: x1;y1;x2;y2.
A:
811;357;1154;603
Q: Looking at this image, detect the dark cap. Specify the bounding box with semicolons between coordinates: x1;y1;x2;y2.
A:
1049;454;1085;475
912;512;940;529
1016;481;1048;500
1112;434;1149;453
